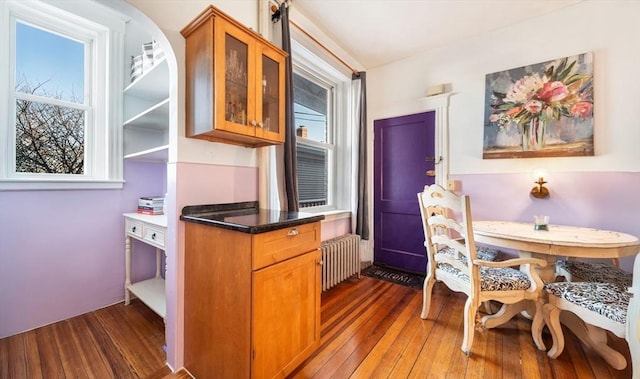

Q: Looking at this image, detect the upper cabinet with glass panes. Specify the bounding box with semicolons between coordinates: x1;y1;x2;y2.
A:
181;6;286;147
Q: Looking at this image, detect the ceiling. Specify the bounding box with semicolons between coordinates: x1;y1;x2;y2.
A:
292;0;582;69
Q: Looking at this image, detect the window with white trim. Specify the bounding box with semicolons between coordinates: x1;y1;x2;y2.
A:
0;0;124;190
292;40;353;212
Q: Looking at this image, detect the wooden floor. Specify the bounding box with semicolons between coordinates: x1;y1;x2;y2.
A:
0;276;632;378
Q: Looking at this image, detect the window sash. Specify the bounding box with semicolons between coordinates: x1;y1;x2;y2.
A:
293;67;337;210
0;0;123;189
8;18;92;179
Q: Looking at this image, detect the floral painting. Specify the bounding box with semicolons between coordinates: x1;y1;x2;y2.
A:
483;52;594;158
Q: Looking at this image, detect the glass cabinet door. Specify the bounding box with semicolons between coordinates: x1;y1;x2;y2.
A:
256;45;284;142
224;34;249;126
261;55;279;133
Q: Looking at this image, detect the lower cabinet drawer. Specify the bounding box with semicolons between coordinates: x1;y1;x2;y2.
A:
252;221;321;270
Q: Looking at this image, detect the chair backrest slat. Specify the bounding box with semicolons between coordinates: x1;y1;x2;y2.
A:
418;184;479;281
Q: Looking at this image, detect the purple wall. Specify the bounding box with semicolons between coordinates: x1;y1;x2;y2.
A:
452;171;640;272
0;160;166;338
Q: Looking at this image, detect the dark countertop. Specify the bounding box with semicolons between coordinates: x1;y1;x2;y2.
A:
180;201;325;234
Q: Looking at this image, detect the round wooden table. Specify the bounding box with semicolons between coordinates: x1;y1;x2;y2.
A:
473;220;639;282
472;220;639;356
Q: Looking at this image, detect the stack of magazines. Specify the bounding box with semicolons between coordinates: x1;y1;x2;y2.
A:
138;196;164;215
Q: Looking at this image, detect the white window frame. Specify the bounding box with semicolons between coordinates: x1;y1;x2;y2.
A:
0;0;124;190
292;39;353;213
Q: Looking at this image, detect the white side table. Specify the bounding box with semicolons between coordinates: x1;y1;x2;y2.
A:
123;213;167;318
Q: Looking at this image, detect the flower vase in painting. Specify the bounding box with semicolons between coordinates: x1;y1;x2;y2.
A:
524;116;545;151
483;53;594;158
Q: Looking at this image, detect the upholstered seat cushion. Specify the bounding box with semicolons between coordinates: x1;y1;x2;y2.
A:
556;260;632;288
545;281;630;324
439;245;501;262
437;263;532;291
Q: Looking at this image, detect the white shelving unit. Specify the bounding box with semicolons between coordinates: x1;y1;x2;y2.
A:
123;57;169;162
121;20;171;323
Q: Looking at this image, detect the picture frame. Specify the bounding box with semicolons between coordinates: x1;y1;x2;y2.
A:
483;52;594;159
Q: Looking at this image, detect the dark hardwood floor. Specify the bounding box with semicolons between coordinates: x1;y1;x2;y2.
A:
0;276;632;378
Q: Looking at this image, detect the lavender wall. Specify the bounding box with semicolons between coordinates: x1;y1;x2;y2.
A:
0;160;166;338
453;172;640;272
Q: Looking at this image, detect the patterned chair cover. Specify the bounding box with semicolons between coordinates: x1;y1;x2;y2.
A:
555;259;632;288
541;256;639;376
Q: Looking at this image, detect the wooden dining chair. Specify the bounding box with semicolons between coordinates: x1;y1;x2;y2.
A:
541;255;639;375
555;259;632;288
417;184;548;355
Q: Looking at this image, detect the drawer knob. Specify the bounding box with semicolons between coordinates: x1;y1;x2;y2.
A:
152;233;156;240
287;228;299;236
132;226;136;232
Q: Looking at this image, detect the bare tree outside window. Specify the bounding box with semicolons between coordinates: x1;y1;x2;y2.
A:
15;77;85;174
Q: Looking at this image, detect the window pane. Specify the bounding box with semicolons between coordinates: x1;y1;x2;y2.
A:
15;99;85;174
297;144;327;208
15;22;85;103
293;73;327;143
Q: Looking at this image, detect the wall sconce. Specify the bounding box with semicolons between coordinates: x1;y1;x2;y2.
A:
530;171;550;199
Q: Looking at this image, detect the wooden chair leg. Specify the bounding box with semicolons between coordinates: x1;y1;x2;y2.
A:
421;269;437;319
559;311;627;370
461;297;478;355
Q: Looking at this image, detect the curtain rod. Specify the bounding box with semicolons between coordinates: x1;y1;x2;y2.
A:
289;19;360;78
277;5;361;78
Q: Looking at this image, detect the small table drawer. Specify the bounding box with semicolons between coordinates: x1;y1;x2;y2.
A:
144;225;165;249
252;221;321;270
126;219;143;238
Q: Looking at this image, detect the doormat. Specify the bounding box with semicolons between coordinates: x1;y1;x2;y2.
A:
361;265;425;290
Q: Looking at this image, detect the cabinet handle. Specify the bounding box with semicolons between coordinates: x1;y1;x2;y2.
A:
287;228;299;236
250;120;257;126
317;260;324;266
151;233;156;240
258;122;264;128
132;226;136;232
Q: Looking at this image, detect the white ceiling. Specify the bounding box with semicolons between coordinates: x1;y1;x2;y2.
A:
292;0;582;69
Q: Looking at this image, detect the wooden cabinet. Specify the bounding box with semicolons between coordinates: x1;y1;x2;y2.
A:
181;6;286;147
184;221;321;378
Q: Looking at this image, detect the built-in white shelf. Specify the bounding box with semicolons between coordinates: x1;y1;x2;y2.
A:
124;98;169;130
124;144;168;162
124;57;169;102
123;56;169;161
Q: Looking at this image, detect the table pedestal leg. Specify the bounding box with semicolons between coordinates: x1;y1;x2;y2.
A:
482;301;530;328
518;251;557;283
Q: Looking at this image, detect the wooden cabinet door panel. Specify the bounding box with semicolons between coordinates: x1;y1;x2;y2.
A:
252;250;321;378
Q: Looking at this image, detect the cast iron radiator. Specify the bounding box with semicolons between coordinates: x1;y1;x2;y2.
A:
320;234;361;291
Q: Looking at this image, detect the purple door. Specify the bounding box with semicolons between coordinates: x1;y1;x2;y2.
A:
373;111;436;273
